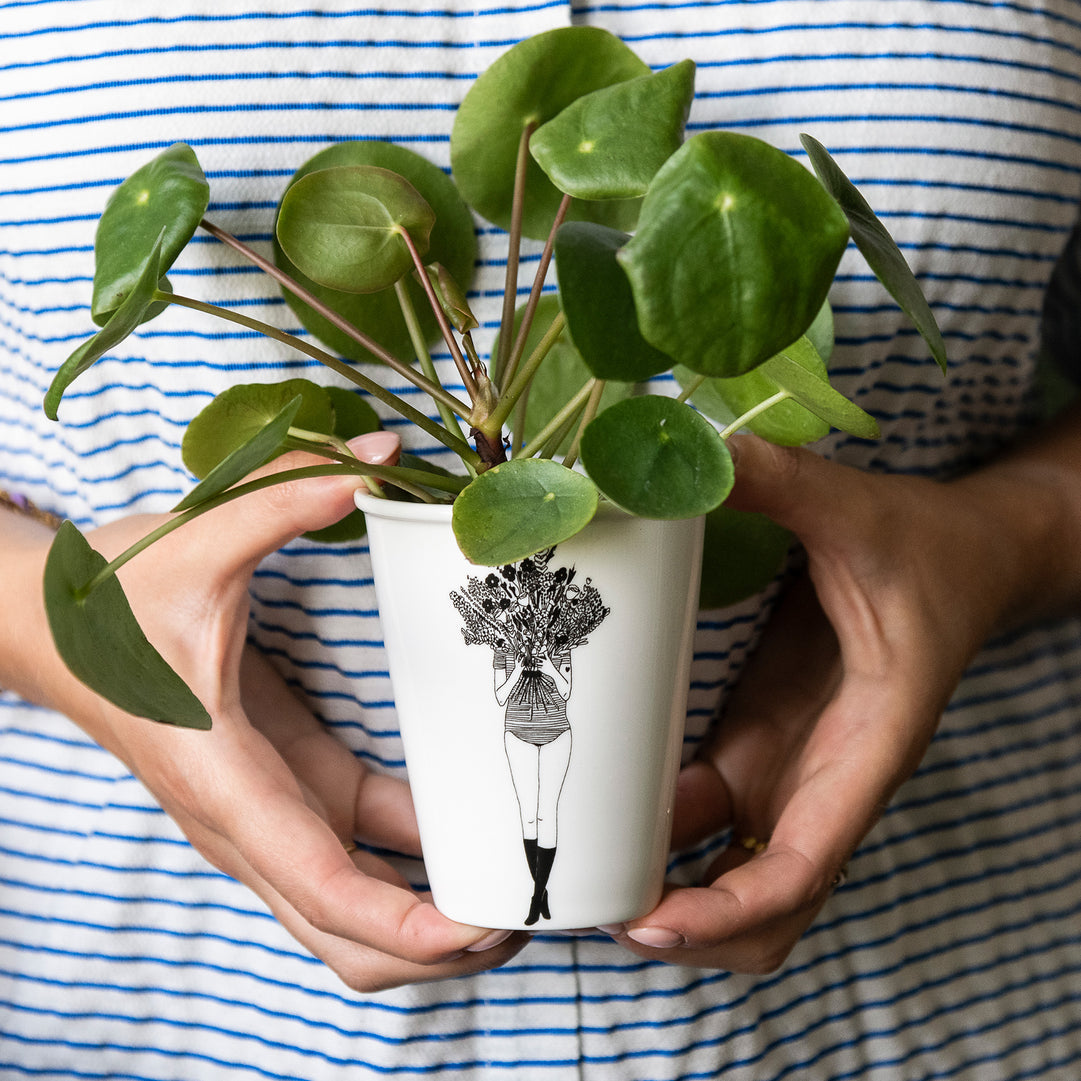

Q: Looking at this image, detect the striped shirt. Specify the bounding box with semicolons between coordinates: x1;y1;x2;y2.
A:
2;1;1080;1078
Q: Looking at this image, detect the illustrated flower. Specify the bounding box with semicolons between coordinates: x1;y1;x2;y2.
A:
451;549;609;660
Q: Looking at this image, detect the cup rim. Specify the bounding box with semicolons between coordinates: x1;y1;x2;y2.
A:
354;490;647;526
354;489;455;523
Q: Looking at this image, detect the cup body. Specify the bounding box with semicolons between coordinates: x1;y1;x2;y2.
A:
357;494;703;930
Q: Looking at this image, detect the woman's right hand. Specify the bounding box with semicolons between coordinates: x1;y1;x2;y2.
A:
0;433;527;991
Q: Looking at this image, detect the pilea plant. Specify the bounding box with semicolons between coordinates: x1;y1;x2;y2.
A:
43;27;946;729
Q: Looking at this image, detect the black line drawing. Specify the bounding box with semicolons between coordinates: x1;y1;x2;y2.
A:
450;547;610;925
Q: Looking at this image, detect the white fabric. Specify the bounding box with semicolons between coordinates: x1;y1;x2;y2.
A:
1;1;1080;1077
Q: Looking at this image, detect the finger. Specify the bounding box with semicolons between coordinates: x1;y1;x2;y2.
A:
162;625;489;968
726;434;876;556
160;650;517;982
254;855;530;993
173;790;526;992
669;758;732;851
625;819;846;970
104;430;405;696
254;703;424;860
239;649;422;858
671;578;839;853
286;916;528;994
612;844;835;973
133;700;512;969
220;429;402;573
353;771;423;856
158;430;402;597
620;678;909;971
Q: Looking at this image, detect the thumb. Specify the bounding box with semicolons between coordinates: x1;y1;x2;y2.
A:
725;434;862;542
186;429;402;577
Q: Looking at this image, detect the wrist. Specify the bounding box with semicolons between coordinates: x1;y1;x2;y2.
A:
0;509;164;764
0;509;66;706
951;433;1081;631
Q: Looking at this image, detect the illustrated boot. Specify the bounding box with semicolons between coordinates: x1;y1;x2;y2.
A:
523;837;539;881
525;845;556;926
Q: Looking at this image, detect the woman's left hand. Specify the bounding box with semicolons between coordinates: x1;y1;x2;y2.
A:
604;417;1081;971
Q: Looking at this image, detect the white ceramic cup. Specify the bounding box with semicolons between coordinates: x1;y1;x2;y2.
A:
356;492;703;931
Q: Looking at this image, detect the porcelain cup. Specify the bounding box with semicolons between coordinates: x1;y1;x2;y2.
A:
356;493;703;931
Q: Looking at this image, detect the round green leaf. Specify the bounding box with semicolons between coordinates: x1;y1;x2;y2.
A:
450;26;649;239
579;395;733;518
173;396;306;513
91;143;209;324
801;133;947;372
324;385;382;441
761;339;881;440
44;522;211;728
530;60;695;200
619;131;850;378
277;165;435;294
674;298;836;443
452;457;599;566
182;379;334;480
45;231;167;420
700;506;792;608
806;297;835;363
554;222;673;382
676;339;831;446
273;141;476;366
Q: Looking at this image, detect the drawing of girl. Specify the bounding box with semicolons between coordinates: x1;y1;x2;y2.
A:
451;549;610;925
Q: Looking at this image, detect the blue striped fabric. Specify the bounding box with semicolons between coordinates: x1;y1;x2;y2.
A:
2;0;1081;1077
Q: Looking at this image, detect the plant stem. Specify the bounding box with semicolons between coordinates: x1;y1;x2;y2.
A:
286;426;353;457
496;122;536;385
486;309;567;436
394;279;464;438
561;378;606;471
396;229;479;402
515;378;596;459
281;434;444;502
461;332;482;373
499;192;572;395
162;291;480;468
720;390;790;440
198;218;471;418
676;372;707;404
286;430;386;497
510;386;531;457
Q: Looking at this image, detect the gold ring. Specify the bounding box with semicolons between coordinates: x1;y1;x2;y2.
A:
343;840;358;855
734;834;768;854
734;834;848;888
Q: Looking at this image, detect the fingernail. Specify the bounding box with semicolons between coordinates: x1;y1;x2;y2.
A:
349;430;401;465
627;927;685;950
597;923;626;935
465;928;514;953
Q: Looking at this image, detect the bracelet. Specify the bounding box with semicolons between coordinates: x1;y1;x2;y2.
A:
0;489;63;530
